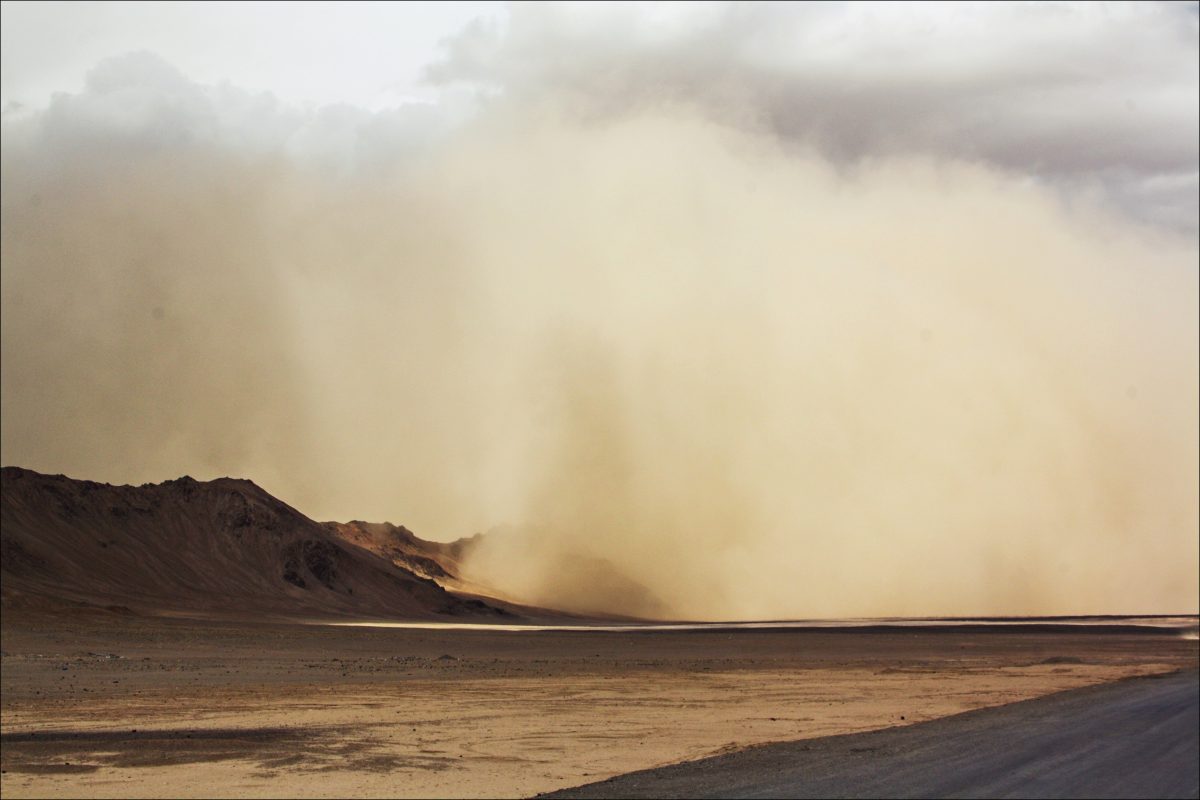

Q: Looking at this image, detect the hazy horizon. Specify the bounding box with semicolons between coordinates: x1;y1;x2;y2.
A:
2;1;1197;619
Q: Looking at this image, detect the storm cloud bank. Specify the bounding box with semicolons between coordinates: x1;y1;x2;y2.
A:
2;4;1197;618
430;2;1200;234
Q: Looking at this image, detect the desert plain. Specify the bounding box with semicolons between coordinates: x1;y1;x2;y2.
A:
1;468;1197;798
2;610;1196;799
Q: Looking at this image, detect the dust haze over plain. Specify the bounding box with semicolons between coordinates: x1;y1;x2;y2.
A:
1;2;1197;619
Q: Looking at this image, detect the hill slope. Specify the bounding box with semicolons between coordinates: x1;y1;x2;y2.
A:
0;467;510;620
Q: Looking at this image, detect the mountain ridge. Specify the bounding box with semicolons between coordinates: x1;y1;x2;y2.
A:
0;466;513;621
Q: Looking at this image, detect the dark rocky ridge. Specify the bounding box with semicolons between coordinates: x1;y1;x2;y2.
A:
0;466;511;620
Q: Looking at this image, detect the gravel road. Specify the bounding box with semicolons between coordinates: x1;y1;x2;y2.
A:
545;668;1199;799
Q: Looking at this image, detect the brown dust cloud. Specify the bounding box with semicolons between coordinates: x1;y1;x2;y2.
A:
2;83;1197;620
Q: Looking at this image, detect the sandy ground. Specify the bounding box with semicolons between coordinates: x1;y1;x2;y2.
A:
2;614;1196;799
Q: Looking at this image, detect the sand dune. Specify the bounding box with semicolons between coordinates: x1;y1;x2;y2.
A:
0;467;509;621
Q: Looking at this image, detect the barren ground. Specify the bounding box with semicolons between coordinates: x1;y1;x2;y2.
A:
544;669;1199;799
2;613;1196;798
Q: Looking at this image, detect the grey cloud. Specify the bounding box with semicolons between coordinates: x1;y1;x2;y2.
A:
428;2;1199;233
27;51;457;173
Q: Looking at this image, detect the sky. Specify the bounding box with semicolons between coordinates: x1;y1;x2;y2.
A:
1;1;1197;618
1;1;506;110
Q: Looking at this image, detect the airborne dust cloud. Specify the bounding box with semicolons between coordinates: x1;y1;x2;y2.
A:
2;62;1198;620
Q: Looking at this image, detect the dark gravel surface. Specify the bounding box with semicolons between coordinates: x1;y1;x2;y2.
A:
546;668;1200;799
